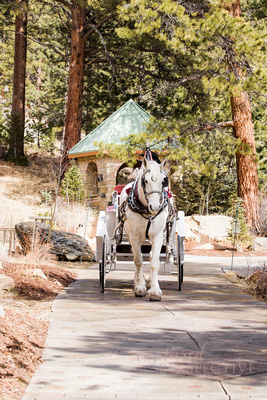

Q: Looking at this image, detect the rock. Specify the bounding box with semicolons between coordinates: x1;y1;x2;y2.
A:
184;222;200;242
0;243;8;260
15;222;95;262
224;271;244;283
0;305;5;317
252;237;267;251
185;215;233;239
195;243;215;250
23;268;48;280
0;274;15;290
213;243;230;250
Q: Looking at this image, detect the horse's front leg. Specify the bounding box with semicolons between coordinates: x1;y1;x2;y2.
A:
147;235;163;301
131;240;147;297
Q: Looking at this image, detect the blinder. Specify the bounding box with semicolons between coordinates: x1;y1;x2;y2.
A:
163;175;168;188
141;174;146;189
141;169;168;191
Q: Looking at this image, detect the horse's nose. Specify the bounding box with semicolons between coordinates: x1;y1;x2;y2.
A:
148;204;157;214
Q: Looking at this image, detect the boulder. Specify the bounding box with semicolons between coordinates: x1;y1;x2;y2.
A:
23;268;48;280
15;222;95;262
0;305;5;317
0;274;15;290
184;221;200;242
252;237;267;251
0;243;8;260
224;271;244;283
195;243;215;250
185;215;233;239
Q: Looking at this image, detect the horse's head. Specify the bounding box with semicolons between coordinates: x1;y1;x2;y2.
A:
140;157;167;214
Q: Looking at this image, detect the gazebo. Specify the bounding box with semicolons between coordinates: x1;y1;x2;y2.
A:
68;99;152;210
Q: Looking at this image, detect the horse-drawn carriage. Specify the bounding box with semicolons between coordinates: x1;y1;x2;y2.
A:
96;148;185;301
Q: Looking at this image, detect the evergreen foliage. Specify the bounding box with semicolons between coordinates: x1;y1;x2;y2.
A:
227;198;253;247
61;162;85;202
0;0;266;216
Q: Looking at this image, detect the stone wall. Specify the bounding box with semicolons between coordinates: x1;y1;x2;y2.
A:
76;155;123;210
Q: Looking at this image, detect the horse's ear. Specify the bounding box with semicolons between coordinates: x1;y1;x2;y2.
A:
160;159;167;171
143;157;148;169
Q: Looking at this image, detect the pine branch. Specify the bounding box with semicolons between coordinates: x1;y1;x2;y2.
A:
86;24;116;76
190;121;236;134
4;28;67;60
29;34;68;60
54;0;72;11
83;14;116;41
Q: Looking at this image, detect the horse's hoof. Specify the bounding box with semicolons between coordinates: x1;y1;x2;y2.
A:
134;289;147;297
149;294;161;302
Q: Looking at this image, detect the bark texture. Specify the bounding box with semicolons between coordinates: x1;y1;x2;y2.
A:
8;0;27;162
63;2;86;168
231;92;259;228
226;0;259;228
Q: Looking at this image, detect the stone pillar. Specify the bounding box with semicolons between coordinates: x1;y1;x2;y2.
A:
98;156;122;210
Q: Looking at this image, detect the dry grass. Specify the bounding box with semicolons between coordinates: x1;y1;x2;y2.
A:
2;261;77;300
244;265;267;302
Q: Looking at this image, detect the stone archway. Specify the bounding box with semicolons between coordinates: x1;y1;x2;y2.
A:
116;161;142;185
85;162;98;198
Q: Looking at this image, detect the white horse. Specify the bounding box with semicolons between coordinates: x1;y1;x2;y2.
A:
120;157;169;301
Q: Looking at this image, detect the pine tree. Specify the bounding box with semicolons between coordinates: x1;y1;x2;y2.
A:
61;161;85;202
8;0;28;164
114;0;266;228
223;0;259;230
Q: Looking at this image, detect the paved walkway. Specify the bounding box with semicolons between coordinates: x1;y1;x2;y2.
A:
23;256;267;400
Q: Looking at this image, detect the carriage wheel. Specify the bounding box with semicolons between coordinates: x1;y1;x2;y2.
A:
177;235;183;291
100;235;107;293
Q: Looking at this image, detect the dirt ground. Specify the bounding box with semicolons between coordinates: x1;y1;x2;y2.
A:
185;236;267;258
0;259;81;400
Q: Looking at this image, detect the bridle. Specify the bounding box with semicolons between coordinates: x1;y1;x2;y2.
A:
140;168;165;209
119;147;171;240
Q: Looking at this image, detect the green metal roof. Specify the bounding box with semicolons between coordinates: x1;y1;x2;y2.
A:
68;99;151;157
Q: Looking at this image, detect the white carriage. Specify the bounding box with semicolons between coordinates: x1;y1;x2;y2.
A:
96;183;185;294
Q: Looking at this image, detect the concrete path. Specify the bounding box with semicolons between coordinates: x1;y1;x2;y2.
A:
23;256;267;400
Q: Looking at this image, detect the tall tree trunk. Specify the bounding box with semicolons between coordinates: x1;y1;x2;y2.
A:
36;60;43;148
8;0;27;163
63;2;86;171
231;92;259;228
226;0;259;229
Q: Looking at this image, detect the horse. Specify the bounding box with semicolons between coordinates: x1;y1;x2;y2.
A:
120;156;170;301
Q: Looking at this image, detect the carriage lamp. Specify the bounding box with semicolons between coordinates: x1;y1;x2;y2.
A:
98;174;103;182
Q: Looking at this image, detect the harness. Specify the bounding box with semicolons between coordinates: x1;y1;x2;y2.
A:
117;148;173;240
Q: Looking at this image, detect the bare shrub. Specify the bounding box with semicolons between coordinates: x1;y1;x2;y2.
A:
16;232;57;269
255;195;267;237
245;265;267;301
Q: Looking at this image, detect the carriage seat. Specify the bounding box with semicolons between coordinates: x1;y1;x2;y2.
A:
106;184;132;212
114;184;126;194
